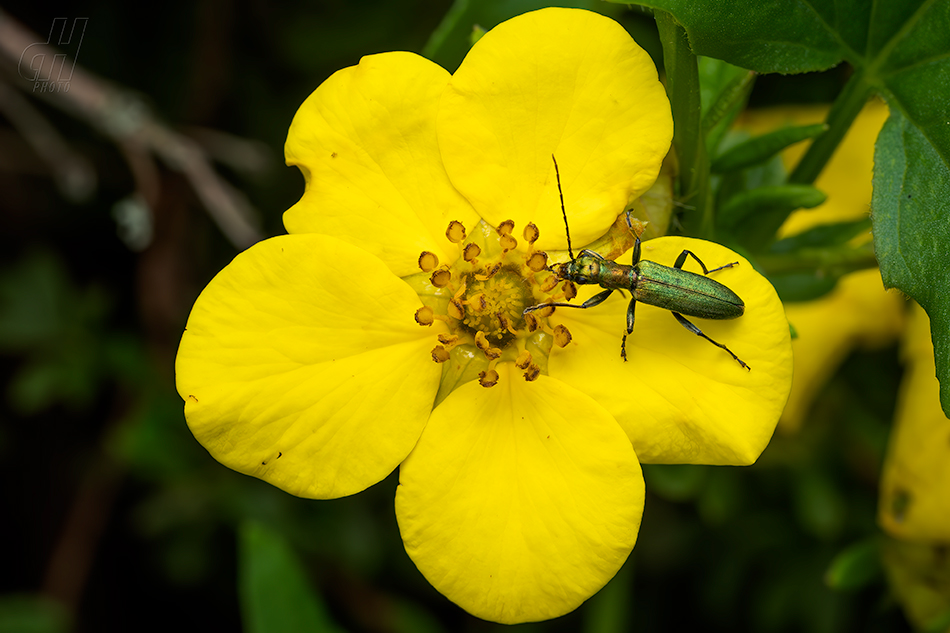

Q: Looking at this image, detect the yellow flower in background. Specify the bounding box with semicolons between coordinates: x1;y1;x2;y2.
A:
878;305;950;631
879;303;950;542
738;100;905;432
177;8;792;623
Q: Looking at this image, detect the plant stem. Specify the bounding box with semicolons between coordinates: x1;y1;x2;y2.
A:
655;11;713;239
788;72;872;185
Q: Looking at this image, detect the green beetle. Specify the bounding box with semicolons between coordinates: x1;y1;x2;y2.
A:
524;157;749;370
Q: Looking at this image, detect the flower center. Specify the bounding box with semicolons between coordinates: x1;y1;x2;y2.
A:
408;219;575;388
458;267;529;348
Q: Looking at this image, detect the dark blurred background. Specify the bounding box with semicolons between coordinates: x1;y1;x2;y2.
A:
0;1;913;632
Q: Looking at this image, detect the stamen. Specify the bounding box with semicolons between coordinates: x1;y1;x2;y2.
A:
447;299;464;320
540;275;560;292
500;234;517;252
553;324;572;348
523;223;539;244
463;243;481;262
415;306;435;326
431;345;451;363
522;363;541;381
478;369;499;388
418;251;439;272
446;220;467;243
497;219;515;235
430;269;452;288
526;252;548;272
515;350;533;369
497;313;519;336
474;263;501;281
562;280;578;300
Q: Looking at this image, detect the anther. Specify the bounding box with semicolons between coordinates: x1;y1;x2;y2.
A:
540;275;560;292
553;324;572;348
437;333;459;345
523;223;540;244
500;234;517;252
497;313;519;336
526;252;548;272
522;364;541;381
447;299;464;320
475;263;501;281
463;243;481;262
431;345;451;363
562;280;577;300
446;221;466;243
430;269;452;288
497;219;515;236
466;293;487;313
474;331;502;359
415;306;435;326
515;350;533;370
524;312;541;332
478;369;499;388
418;251;439;272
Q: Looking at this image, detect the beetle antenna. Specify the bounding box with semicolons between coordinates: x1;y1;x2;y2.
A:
551;154;573;260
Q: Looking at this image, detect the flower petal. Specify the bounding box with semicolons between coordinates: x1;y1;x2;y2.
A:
780;269;904;432
879;304;950;541
284;52;479;277
395;364;643;624
176;234;444;499
438;8;672;251
548;236;792;465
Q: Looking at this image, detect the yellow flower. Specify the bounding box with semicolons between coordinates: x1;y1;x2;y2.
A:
738;100;905;432
177;8;792;623
879;303;950;542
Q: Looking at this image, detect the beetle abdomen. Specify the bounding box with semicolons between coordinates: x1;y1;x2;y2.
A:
635;261;744;320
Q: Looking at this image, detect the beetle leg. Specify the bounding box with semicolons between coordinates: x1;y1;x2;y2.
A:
673;250;738;275
523;289;614;314
578;248;607;261
671;312;750;370
620;298;637;361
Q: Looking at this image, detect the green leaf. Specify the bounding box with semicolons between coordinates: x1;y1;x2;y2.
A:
238;521;347;633
872;104;950;416
769;218;872;254
698;57;756;154
718;184;826;248
712;123;827;173
825;538;882;591
0;595;69;633
617;0;847;73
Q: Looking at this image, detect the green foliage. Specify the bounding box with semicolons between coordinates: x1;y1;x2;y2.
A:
872;107;950;418
825;539;883;591
238;521;346;633
0;595;69;633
